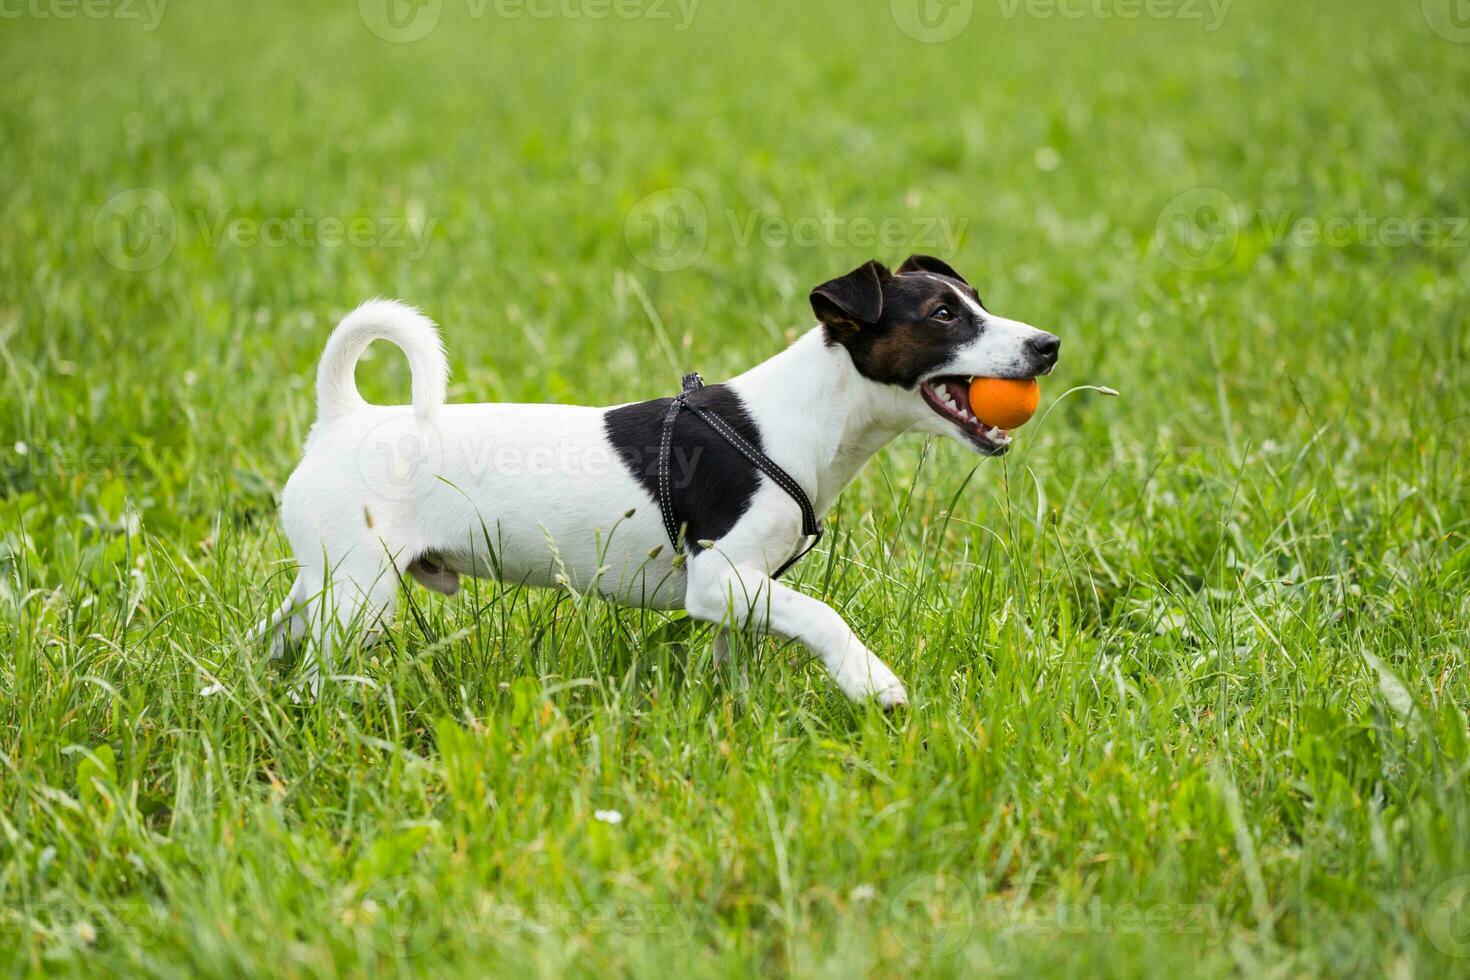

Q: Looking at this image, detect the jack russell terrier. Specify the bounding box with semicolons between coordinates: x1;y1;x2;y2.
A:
253;255;1060;706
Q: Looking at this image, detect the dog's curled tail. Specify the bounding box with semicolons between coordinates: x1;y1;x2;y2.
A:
315;299;448;423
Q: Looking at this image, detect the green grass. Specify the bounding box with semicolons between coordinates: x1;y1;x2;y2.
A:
3;0;1470;974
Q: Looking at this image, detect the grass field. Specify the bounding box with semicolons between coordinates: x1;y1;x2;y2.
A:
3;0;1470;975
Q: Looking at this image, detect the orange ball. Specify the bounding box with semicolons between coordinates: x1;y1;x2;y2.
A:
968;377;1040;430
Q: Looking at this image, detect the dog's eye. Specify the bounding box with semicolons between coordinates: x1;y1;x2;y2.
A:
930;306;955;322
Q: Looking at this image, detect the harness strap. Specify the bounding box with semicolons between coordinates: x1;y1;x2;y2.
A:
658;372;824;580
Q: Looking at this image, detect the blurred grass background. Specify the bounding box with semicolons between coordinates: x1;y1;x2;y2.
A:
2;0;1470;975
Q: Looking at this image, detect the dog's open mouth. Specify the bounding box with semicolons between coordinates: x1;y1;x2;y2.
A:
919;377;1013;455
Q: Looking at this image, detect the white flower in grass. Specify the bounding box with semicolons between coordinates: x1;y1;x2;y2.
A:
850;884;876;903
201;683;225;697
593;809;624;826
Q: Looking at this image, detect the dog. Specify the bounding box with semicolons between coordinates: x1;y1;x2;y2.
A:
253;255;1060;705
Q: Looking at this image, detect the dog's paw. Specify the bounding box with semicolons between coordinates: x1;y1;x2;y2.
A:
877;683;909;711
835;658;908;708
286;671;324;705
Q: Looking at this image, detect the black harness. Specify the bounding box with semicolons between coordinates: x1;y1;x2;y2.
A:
658;373;823;579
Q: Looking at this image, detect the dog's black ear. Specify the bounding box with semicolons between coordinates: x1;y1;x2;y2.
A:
811;260;889;339
898;254;968;284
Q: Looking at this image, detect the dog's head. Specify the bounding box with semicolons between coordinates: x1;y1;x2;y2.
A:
811;256;1060;456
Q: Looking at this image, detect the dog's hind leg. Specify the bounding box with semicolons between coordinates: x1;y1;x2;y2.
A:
247;575;308;661
293;553;403;699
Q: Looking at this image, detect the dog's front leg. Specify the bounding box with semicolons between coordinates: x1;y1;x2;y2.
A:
709;628;752;693
712;628;733;666
684;557;907;708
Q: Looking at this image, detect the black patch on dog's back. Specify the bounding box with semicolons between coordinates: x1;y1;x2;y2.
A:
603;384;763;549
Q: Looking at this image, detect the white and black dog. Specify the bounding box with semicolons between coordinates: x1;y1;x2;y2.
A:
254;256;1060;705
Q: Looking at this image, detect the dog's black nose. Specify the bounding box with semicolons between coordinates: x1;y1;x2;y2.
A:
1027;333;1061;365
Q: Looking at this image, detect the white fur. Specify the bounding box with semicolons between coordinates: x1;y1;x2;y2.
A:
315;299;447;422
938;276;1053;388
253;298;1050;703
